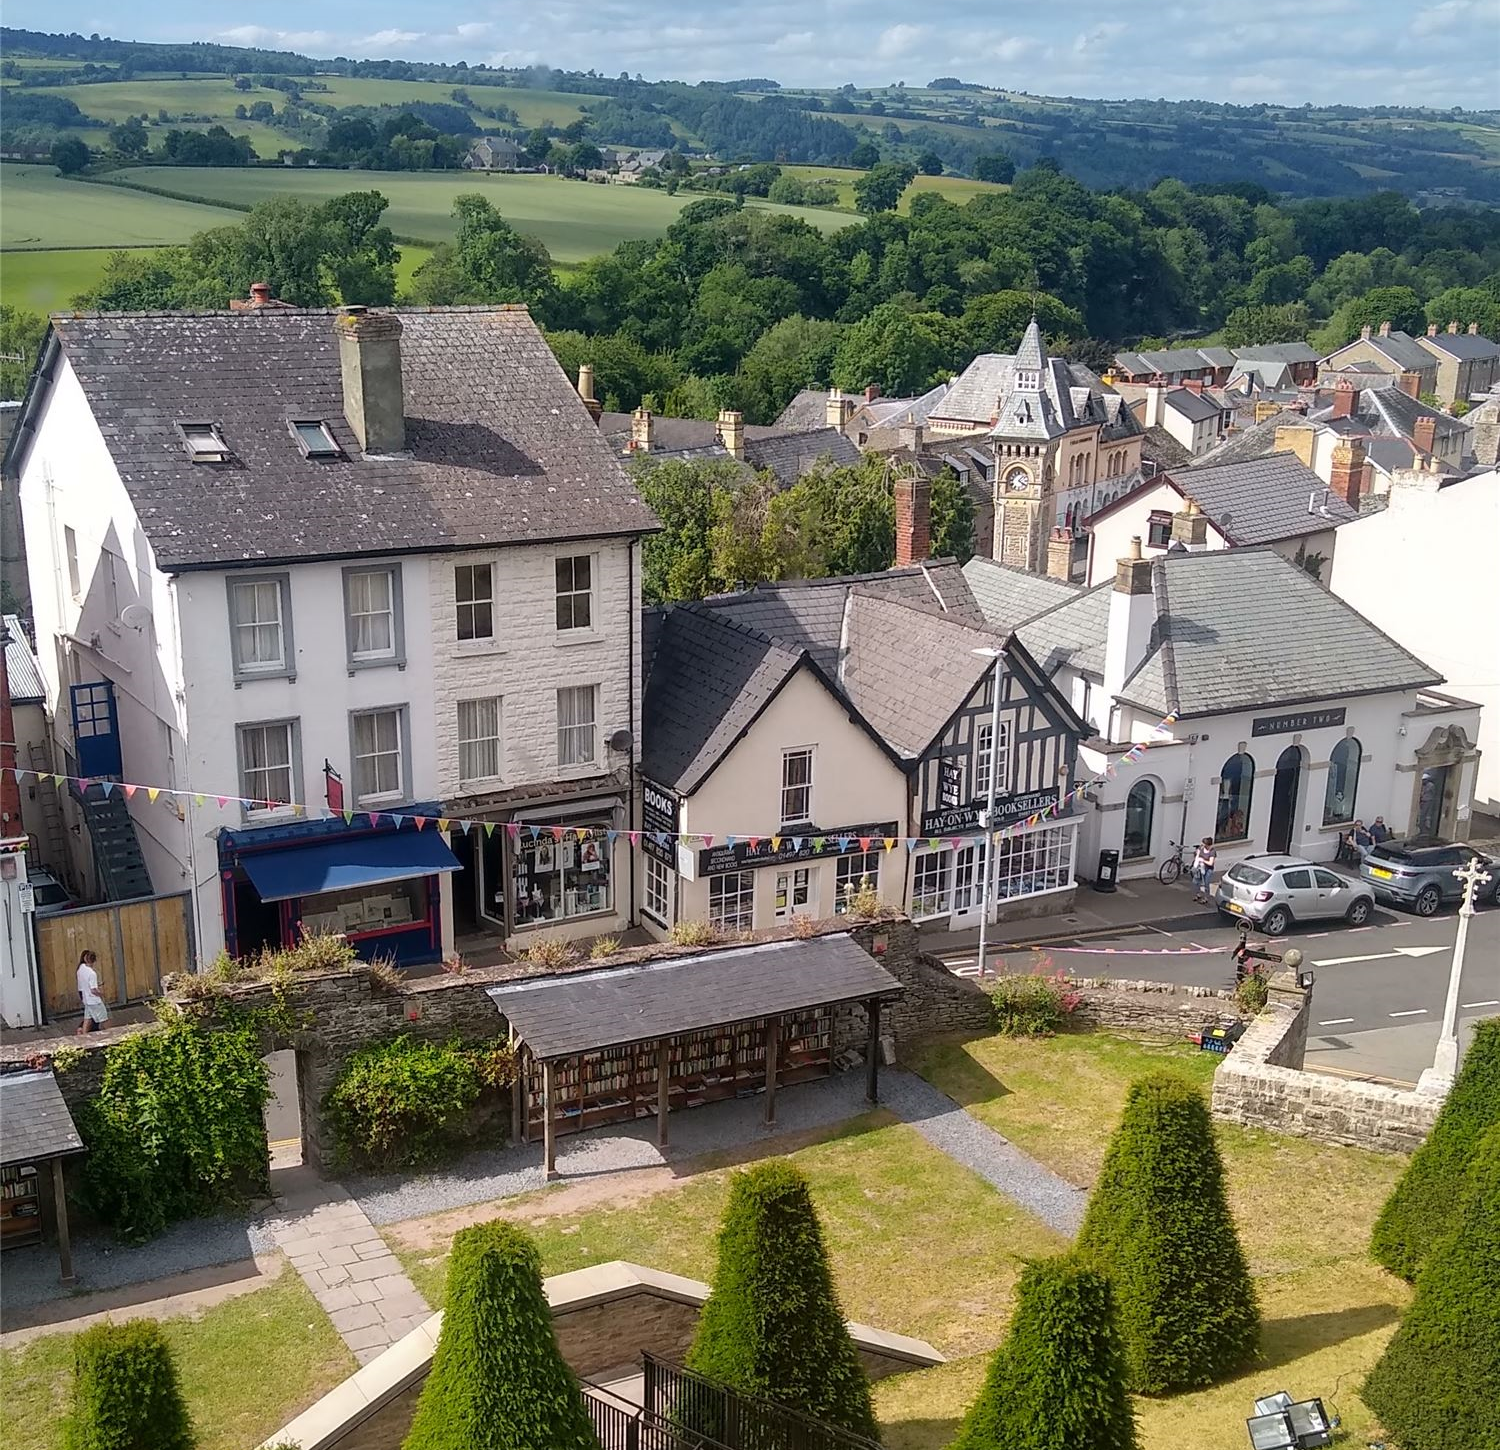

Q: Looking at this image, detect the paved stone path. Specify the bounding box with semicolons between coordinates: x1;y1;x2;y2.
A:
269;1193;429;1364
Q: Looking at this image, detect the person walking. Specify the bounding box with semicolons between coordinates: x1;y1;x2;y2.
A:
1191;837;1217;904
75;949;109;1034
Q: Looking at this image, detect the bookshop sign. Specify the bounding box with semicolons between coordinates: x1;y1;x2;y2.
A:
697;822;898;878
641;779;680;867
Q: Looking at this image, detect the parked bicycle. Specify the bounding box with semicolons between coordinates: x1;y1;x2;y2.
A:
1158;840;1188;885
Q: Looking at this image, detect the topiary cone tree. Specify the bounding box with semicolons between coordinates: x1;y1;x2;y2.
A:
952;1252;1138;1450
63;1319;193;1450
686;1159;877;1437
1361;1120;1500;1450
1371;1015;1500;1281
403;1220;597;1450
1076;1071;1259;1394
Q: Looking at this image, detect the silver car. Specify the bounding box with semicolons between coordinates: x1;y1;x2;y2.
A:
1215;854;1375;936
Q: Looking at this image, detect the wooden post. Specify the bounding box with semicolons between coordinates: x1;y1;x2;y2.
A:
542;1058;558;1180
52;1159;74;1284
657;1039;670;1148
865;999;882;1104
511;1049;524;1145
764;1016;780;1126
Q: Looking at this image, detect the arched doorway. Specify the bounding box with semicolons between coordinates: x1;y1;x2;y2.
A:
1268;745;1304;855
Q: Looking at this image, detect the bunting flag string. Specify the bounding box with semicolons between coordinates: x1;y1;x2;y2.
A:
0;710;1179;856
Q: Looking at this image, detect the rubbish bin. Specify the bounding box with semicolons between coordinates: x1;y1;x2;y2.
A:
1094;848;1120;893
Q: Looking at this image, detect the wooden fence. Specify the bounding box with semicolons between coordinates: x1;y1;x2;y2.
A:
35;893;193;1019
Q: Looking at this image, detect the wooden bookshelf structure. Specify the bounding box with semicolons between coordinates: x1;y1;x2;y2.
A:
491;935;901;1179
0;1068;85;1283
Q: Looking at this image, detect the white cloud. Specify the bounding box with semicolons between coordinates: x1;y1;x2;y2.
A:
991;36;1042;63
454;21;493;39
1073;20;1126;55
875;23;931;60
360;28;425;49
1410;0;1498;33
216;24;334;49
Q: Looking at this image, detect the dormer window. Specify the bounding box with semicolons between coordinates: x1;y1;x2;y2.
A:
290;420;341;458
177;422;230;463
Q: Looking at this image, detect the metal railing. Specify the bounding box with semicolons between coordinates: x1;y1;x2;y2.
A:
641;1354;883;1450
583;1381;735;1450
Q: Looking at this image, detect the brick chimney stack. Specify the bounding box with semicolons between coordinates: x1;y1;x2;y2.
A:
825;388;855;431
1328;437;1366;510
1379;321;1392;338
1360;324;1373;340
1447;320;1460;335
1427;322;1439;337
716;409;744;461
1469;322;1481;335
630;407;653;452
1046;527;1072;581
894;470;932;568
1170;496;1209;549
1397;371;1422;400
1331;378;1358;419
335;307;405;456
1412;415;1437;457
864;384;881;403
897;420;925;452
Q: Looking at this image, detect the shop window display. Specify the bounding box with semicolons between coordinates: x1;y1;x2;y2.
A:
513;828;612;925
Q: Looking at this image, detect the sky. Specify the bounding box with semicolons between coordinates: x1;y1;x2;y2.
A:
10;0;1500;109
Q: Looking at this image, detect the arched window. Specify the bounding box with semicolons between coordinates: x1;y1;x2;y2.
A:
1124;779;1155;859
1216;752;1255;842
1324;737;1361;825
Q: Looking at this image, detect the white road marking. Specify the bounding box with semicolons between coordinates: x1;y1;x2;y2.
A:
1319;1018;1355;1026
1314;946;1446;966
1388;1008;1428;1018
1463;1000;1500;1009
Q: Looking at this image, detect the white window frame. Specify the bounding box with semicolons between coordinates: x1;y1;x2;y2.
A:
342;565;405;670
835;849;881;913
911;848;953;921
457;696;503;787
349;706;408;805
974;720;1011;800
226;573;294;682
780;747;814;828
236;718;301;818
557;684;598;768
774;866;814;921
644;854;673;926
708;870;756;932
992;819;1079;901
554;554;595;634
64;525;81;599
454;563;494;643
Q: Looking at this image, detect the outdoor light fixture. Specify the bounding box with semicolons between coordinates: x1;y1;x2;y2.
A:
1247;1412;1297;1450
1246;1394;1334;1449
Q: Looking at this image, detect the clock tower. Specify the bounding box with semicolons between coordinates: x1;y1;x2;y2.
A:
989;319;1060;570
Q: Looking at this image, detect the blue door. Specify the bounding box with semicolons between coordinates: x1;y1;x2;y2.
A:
71;681;123;779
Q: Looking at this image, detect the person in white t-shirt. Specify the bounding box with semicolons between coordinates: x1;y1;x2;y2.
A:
75;950;110;1033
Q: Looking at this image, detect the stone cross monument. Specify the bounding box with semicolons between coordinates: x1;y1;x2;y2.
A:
1418;855;1492;1094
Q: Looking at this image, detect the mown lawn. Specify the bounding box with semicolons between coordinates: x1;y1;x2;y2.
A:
0;1268;354;1450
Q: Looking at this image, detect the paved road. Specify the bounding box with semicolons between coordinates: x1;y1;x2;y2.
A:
941;894;1500;1085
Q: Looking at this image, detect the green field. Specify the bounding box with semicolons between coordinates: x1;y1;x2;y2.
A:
784;165;1008;211
98;167;854;257
0;164;244;248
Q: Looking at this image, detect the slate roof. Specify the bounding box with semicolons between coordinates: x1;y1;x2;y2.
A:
1141;425;1196;472
1167;388;1226;423
1306;388;1466;448
773;388;832;432
1326;329;1434;373
1016;583;1111;678
2;615;45;705
743;428;862;483
1416;331;1500;361
0;1070;85;1167
487;934;901;1060
599;414;860;485
962;556;1081;633
1234;342;1319;365
17;308;657;571
1113;549;1442;718
1196;410;1311;466
1168;454;1358;545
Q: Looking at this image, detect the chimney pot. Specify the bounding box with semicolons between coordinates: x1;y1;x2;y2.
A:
1360;324;1372;340
1447;320;1460;335
1127;535;1142;561
630;406;653;453
250;281;272;305
1412;414;1437;457
335;307;405;456
1379;321;1392;338
1331;379;1359;420
894;471;932;568
577;363;596;402
1468;321;1480;335
716;408;744;461
1427;322;1439;337
1329;436;1366;511
1397;371;1422;400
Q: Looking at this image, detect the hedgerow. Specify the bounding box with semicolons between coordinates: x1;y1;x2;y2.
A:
1371;1016;1500;1281
686;1160;876;1437
402;1220;597;1450
1077;1072;1259;1393
63;1319;193;1450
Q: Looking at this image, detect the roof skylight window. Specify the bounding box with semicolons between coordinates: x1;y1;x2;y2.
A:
290;420;341;458
177;422;231;463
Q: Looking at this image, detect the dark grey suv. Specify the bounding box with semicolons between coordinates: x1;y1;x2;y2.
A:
1361;838;1500;916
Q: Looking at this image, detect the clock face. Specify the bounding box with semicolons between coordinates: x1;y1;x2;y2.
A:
1004;468;1031;492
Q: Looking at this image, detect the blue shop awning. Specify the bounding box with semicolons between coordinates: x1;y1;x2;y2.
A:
240;830;461;902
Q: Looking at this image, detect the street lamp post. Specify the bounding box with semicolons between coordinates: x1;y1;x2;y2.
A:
1418;856;1491;1094
973;647;1004;981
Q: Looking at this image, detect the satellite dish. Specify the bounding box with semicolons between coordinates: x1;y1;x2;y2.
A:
118;603;152;630
607;728;634;753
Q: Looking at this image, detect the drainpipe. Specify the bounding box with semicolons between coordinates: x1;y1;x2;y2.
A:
628;538;638;929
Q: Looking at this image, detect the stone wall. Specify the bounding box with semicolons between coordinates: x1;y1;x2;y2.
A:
1067;978;1237;1037
1211;972;1443;1154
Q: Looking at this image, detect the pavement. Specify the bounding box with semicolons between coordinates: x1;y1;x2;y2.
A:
926;872;1500;1085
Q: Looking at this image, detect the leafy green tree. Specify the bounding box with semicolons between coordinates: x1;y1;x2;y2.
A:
767;174;806;206
960;290;1083;356
404;1221;597;1450
686;1161;876;1436
51;136;91;175
973;151;1016;184
1372;1017;1500;1281
109;120;148;157
634;457;744;603
1244;256;1314;306
0;306;47;401
75;249;194;311
316;191;399;305
1424;284;1500;339
1221;302;1312;348
545;329;681;412
1077;1072;1259;1393
406;194;558;315
1361;1122;1500;1450
64;1320;193;1450
854;161;918;215
735;314;845;422
832;302;948;397
1342;285;1426;340
931;469;975;563
916;150;944;176
849;140;880;169
953;1254;1137;1450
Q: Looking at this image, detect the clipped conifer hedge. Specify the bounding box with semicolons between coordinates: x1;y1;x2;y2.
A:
953;1252;1137;1450
1371;1015;1500;1281
1077;1071;1259;1394
1362;1120;1500;1449
402;1220;597;1450
686;1160;877;1438
63;1319;194;1450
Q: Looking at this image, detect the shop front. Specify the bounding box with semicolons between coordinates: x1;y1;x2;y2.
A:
218;806;460;967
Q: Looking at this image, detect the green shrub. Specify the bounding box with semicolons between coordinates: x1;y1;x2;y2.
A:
1234;970;1269;1014
77;1012;271;1243
987;971;1080;1037
1372;1016;1500;1281
686;1160;876;1437
403;1220;597;1450
325;1035;487;1171
63;1319;193;1450
953;1253;1137;1450
1361;1121;1500;1449
1077;1072;1259;1393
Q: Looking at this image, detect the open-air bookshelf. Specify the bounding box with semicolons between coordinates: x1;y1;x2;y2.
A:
524;1006;836;1139
1;1164;42;1251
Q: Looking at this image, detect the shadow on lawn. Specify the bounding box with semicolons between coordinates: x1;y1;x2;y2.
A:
911;1039;1013;1113
879;1416;964;1450
1254;1302;1401;1373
